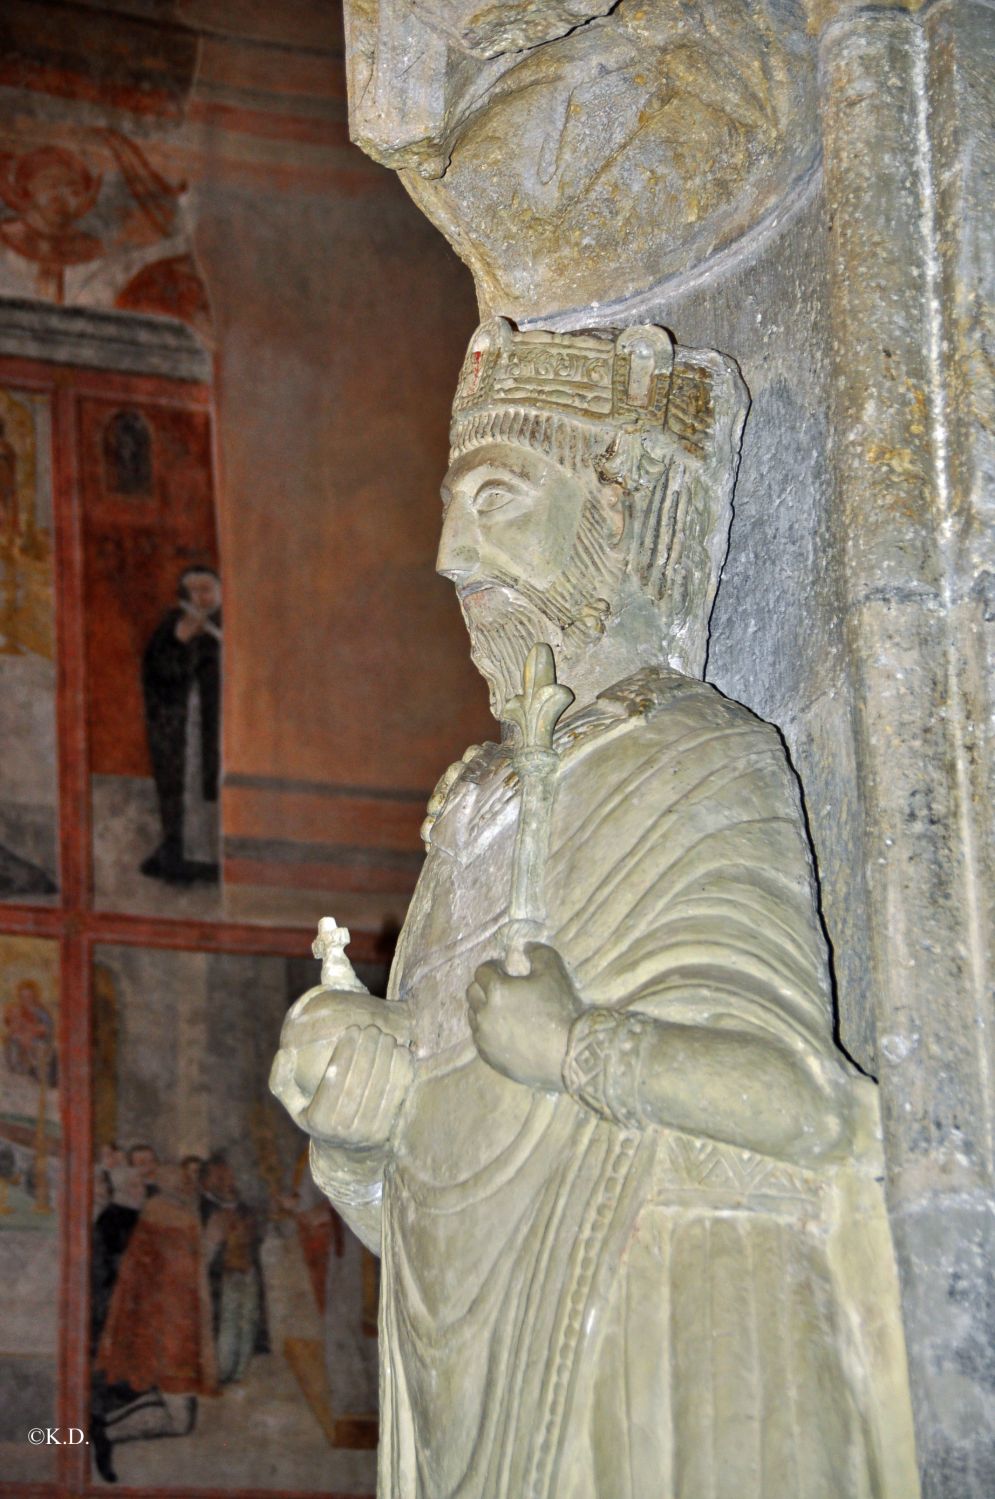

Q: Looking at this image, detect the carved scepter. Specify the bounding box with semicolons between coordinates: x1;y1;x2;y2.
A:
502;643;574;976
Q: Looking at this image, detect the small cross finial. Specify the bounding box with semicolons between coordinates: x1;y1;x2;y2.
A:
312;917;367;993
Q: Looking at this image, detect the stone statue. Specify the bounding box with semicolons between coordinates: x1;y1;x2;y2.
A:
271;320;919;1497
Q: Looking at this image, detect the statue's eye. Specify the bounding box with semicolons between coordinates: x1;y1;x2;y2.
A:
474;484;520;515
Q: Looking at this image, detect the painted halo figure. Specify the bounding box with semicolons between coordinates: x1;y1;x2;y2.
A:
271;320;919;1499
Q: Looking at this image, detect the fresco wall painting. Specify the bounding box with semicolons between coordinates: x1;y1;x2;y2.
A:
89;944;379;1492
0;340;381;1497
81;390;222;917
0;0;210;339
0;933;60;1483
0;382;58;901
0;3;486;1487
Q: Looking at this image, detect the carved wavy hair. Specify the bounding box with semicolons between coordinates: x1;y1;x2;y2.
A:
596;422;737;674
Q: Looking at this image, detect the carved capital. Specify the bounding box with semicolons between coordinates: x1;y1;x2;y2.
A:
343;0;820;319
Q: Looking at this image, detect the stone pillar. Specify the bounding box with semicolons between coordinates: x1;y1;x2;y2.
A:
819;4;995;1490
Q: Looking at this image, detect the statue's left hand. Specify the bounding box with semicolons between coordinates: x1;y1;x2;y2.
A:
303;1023;413;1150
467;943;581;1091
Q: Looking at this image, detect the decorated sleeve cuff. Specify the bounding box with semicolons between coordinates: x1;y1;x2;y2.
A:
561;1007;655;1130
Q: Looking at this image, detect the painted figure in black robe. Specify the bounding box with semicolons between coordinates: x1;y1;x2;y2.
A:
140;566;221;884
199;1153;269;1384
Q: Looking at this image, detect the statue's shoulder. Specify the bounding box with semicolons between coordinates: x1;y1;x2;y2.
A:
559;667;775;759
419;739;506;848
559;668;800;831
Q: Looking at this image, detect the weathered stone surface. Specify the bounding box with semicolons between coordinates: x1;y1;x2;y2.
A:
345;0;819;321
892;1203;995;1499
819;7;995;1490
0;296;210;379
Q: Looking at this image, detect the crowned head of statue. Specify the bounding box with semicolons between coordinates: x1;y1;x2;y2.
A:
438;317;748;721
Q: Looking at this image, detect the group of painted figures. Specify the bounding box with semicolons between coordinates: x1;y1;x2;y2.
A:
89;1142;266;1481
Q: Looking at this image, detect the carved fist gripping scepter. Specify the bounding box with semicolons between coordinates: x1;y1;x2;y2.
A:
501;643;574;975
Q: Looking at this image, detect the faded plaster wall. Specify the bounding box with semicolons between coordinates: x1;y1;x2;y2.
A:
183;3;490;927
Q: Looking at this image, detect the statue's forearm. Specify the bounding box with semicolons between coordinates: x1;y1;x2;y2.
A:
562;1008;849;1163
308;1139;386;1256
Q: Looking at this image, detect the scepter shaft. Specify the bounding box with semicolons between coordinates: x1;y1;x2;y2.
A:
503;645;574;975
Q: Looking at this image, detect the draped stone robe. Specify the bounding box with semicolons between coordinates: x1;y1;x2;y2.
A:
311;668;918;1499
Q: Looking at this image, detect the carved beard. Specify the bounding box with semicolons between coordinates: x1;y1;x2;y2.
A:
459;489;624;717
461;586;560;718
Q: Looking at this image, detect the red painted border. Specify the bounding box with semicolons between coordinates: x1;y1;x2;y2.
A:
53;380;91;1493
0;351;378;1498
0;904;389;963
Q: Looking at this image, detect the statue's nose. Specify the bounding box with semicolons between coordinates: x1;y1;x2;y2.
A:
436;501;480;584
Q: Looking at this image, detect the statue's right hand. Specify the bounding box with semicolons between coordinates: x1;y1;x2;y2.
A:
289;1023;413;1151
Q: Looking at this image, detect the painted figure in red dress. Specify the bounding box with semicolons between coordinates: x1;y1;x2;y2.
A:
2;978;55;1084
91;1163;217;1481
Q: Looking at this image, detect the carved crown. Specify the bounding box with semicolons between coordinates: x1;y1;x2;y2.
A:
453;317;675;427
450;317;724;465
